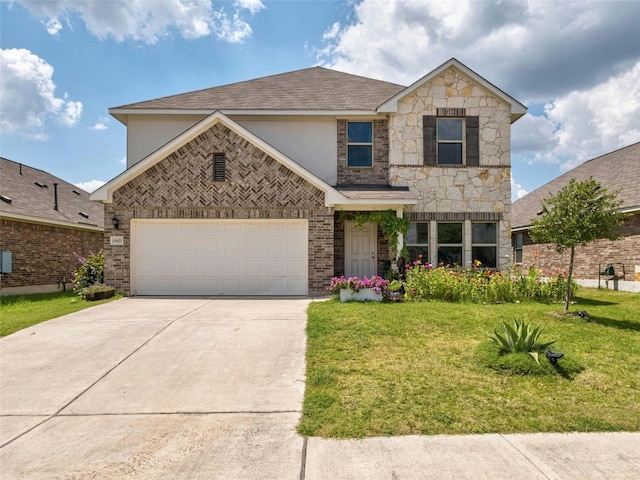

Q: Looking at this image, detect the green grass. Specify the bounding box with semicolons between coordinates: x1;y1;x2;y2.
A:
298;288;640;438
0;290;120;337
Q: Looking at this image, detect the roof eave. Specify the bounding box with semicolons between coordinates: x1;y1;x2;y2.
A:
0;211;104;232
109;108;382;124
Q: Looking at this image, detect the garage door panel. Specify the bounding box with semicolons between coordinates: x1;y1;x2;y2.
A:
133;220;308;296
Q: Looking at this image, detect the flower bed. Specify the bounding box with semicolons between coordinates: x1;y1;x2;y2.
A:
328;276;389;302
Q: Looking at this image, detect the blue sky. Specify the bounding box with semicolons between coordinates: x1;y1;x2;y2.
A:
2;0;639;200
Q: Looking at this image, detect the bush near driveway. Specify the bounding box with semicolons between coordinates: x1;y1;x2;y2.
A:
298;288;640;438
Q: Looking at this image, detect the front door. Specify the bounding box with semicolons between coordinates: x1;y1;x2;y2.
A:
345;221;377;278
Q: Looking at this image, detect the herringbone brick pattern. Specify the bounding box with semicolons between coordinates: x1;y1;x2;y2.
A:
105;123;334;295
115;124;324;209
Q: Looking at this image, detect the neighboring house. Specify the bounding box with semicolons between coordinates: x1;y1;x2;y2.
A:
511;142;640;292
0;158;104;296
91;58;526;296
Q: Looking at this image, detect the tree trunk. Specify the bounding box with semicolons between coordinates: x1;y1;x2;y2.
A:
564;245;575;313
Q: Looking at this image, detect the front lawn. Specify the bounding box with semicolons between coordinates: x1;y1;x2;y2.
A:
0;290;120;337
298;288;640;438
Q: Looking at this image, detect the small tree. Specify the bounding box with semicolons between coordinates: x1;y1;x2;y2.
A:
530;178;627;312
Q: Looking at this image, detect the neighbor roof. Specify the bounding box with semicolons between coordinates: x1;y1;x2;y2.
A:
0;158;104;230
511;142;640;230
110;66;405;120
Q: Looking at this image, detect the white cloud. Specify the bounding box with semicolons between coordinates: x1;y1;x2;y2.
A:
511;62;640;170
44;17;62;35
91;116;111;131
74;179;105;193
0;48;83;136
511;174;528;202
19;0;265;44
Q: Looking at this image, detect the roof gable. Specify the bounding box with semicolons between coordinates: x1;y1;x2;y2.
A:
512;142;640;230
91;111;348;206
0;158;104;230
377;58;527;122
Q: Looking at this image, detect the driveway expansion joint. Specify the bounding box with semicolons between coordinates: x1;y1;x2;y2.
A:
499;434;552;480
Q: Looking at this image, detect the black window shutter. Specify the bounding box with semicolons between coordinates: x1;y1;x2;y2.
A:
465;116;479;166
423;115;437;165
213;153;226;182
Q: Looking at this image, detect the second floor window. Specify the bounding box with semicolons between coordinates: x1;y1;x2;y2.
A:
347;122;373;167
437;118;463;165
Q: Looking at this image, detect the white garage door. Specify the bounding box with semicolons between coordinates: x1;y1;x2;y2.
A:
132;219;308;296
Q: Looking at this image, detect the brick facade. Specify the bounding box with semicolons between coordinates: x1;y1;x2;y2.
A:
514;213;640;280
105;122;334;296
337;119;390;185
0;219;103;292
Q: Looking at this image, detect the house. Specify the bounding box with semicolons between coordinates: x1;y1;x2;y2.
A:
511;142;640;292
0;158;104;295
91;58;526;296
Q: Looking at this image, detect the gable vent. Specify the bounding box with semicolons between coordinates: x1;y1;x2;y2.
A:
213;153;226;182
0;195;12;204
78;212;89;219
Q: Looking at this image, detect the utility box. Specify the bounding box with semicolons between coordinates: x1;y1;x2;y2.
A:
0;251;12;273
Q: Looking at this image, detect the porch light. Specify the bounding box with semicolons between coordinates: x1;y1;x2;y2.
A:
111;215;120;230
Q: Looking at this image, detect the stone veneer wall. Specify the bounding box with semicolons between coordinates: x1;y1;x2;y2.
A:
337;119;389;185
0;219;103;292
515;213;640;280
104;123;334;296
389;67;513;269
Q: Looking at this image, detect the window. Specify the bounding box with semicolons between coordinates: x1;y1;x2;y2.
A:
213;153;226;182
405;222;428;262
472;222;497;268
437;118;463;165
437;222;463;266
347;122;373;167
514;233;523;263
423;113;479;166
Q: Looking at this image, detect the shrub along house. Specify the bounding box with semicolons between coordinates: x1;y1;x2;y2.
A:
91;58;526;296
511;142;640;292
0;158;104;295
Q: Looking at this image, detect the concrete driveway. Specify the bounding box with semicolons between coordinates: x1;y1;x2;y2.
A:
1;298;310;479
2;298;639;480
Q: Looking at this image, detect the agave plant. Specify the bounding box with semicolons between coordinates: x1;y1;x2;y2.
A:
489;318;557;364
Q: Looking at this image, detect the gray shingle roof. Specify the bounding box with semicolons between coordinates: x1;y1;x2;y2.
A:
112;66;406;112
0;158;104;228
511;142;640;230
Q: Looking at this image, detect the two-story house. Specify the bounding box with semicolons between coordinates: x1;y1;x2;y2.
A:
91;58;526;296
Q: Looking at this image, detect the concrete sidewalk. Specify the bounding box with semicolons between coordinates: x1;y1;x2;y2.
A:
1;298;638;479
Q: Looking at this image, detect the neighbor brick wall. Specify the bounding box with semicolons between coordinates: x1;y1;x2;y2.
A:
337;119;390;185
0;219;103;290
105;122;334;296
514;212;640;280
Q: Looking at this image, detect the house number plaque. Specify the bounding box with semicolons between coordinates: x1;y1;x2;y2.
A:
110;236;124;246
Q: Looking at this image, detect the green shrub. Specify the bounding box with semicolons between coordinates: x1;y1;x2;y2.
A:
72;251;104;293
489;318;556;364
80;283;115;300
402;262;578;304
476;341;584;377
